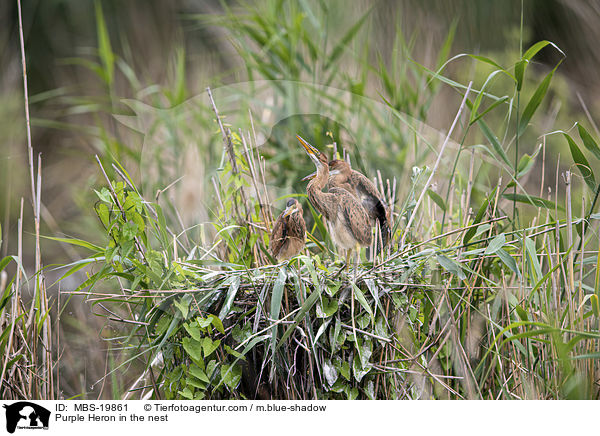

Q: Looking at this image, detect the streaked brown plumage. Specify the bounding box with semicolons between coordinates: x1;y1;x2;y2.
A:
328;159;391;248
270;198;306;262
297;135;372;263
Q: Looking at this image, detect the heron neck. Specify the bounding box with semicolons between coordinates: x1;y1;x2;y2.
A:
307;164;334;220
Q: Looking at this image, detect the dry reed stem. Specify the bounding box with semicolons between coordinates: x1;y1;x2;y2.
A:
401;82;472;247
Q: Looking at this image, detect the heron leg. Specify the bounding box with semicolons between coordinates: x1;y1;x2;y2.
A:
353;243;361;280
345;249;351;272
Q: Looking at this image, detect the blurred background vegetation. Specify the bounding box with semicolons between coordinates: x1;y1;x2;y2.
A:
2;0;600;399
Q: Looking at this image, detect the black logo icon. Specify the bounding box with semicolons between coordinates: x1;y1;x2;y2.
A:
2;402;50;433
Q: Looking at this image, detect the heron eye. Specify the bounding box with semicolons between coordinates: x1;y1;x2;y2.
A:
286;199;295;207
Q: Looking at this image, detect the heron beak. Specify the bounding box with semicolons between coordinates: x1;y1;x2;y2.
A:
301;171;317;182
297;135;322;165
282;203;298;218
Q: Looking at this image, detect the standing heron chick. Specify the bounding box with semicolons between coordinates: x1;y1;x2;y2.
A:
270;198;306;262
328;159;391;248
297;135;372;265
303;159;392;249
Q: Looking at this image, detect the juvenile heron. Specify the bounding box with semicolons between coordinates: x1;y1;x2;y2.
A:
270;198;306;262
297;135;372;264
303;159;391;249
328;159;391;248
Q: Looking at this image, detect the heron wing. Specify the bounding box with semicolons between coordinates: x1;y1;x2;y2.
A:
269;215;287;258
351;171;391;246
331;188;372;246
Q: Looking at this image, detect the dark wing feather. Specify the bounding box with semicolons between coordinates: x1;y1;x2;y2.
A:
351;171;391;247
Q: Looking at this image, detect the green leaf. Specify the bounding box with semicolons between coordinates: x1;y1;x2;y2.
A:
96;203;110;227
470;70;505;123
469;96;509;125
186;376;207;390
525;237;542;284
54;258;96;285
189;365;210;383
270;267;287;322
463;188;494;246
518;66;557;137
578;124;600;161
182;337;203;363
218;276;241;319
365;380;376;400
0;256;18;271
323;359;338;387
351;283;374;325
515;59;526;91
591;295;599;318
478;120;512;168
178;387;193;399
523;40;564;62
352;338;373;382
40;235;103;252
515;40;563;91
497;248;521;277
202;337;220;358
502;193;560;210
94;0;114;85
337;359;351;381
516;153;535;178
437;254;466;280
427;189;446;212
564;133;596;192
223;344;246;361
206;360;218;379
467;54;510;76
317;295;338;318
485;234;506;255
197;317;212;329
183;322;202;342
345;386;359;400
208;314;225;334
94;187;112;203
515;305;529;321
220;363;242;389
522;41;549;61
173;297;190;319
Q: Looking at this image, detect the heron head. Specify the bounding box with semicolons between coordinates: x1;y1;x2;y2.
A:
282;198;301;218
328;159;351;176
297;135;328;169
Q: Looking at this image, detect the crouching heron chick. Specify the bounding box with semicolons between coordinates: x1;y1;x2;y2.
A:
270;198;306;262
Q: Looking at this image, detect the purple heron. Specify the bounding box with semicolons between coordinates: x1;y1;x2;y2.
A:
327;159;391;248
296;135;372;264
303;159;391;249
270;198;306;262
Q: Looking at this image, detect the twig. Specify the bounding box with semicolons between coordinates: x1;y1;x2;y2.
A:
340;323;391;342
